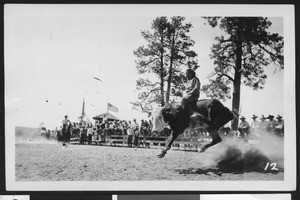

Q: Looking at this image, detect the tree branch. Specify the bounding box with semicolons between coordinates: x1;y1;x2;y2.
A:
219;73;234;82
207;66;234;82
140;87;161;104
257;43;282;62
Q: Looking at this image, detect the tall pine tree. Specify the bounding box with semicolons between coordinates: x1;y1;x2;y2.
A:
202;17;283;129
132;17;199;114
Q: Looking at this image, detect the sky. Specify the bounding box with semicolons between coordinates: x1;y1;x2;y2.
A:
4;5;292;130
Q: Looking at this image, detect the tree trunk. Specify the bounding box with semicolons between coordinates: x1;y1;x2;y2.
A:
231;72;241;130
166;58;173;104
160;36;165;107
231;31;242;130
166;33;175;104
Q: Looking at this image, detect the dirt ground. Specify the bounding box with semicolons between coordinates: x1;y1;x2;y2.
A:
15;139;284;181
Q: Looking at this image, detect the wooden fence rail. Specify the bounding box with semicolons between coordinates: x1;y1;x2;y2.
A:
71;134;212;151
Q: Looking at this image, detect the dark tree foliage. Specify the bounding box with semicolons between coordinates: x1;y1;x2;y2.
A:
132;17;199;114
203;17;283;129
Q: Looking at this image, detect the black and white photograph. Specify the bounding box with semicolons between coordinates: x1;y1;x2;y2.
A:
4;4;296;191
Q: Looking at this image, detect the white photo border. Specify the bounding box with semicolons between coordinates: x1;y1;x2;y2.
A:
5;4;296;191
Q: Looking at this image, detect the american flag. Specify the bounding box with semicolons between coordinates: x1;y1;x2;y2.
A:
107;103;118;113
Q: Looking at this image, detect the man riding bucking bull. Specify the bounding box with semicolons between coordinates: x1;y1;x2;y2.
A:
151;67;236;157
177;68;202;121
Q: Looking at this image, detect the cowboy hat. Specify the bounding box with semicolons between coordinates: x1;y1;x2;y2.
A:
64;115;68;118
276;115;283;119
251;115;258;119
240;116;246;120
267;114;274;119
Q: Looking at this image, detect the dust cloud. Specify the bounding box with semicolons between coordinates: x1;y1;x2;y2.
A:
16;133;58;144
201;133;284;173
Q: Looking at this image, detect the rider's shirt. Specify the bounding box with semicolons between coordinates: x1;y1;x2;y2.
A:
185;77;201;97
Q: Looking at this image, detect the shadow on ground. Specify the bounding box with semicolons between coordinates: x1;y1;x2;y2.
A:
175;147;283;176
175;166;282;177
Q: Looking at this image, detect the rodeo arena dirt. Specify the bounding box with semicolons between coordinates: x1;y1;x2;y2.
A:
15;113;284;181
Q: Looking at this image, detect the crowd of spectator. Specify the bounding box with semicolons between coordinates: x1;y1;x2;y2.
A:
95;118;154;147
55;118;155;146
40;113;284;146
237;114;284;138
177;113;285;141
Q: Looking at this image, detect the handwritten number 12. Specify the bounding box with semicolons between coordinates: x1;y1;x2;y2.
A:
264;162;279;171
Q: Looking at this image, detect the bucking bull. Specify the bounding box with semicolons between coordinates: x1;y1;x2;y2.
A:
152;98;236;158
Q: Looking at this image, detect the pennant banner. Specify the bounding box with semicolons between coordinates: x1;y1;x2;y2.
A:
108;103;118;113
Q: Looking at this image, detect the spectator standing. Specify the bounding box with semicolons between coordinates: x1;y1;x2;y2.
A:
112;121;118;134
259;115;268;135
250;115;260;138
62;115;71;127
87;124;93;144
40;127;46;136
116;121;123;135
80;125;87;144
61;115;72;145
275;115;284;136
127;121;134;147
140;120;149;148
267;114;277;134
100;120;106;142
54;127;59;140
45;129;51;140
57;126;63;141
92;125;98;142
148;120;153;137
96;125;101;140
133;119;140;147
238;116;250;138
122;120;128;135
51;130;55;140
107;121;113;136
